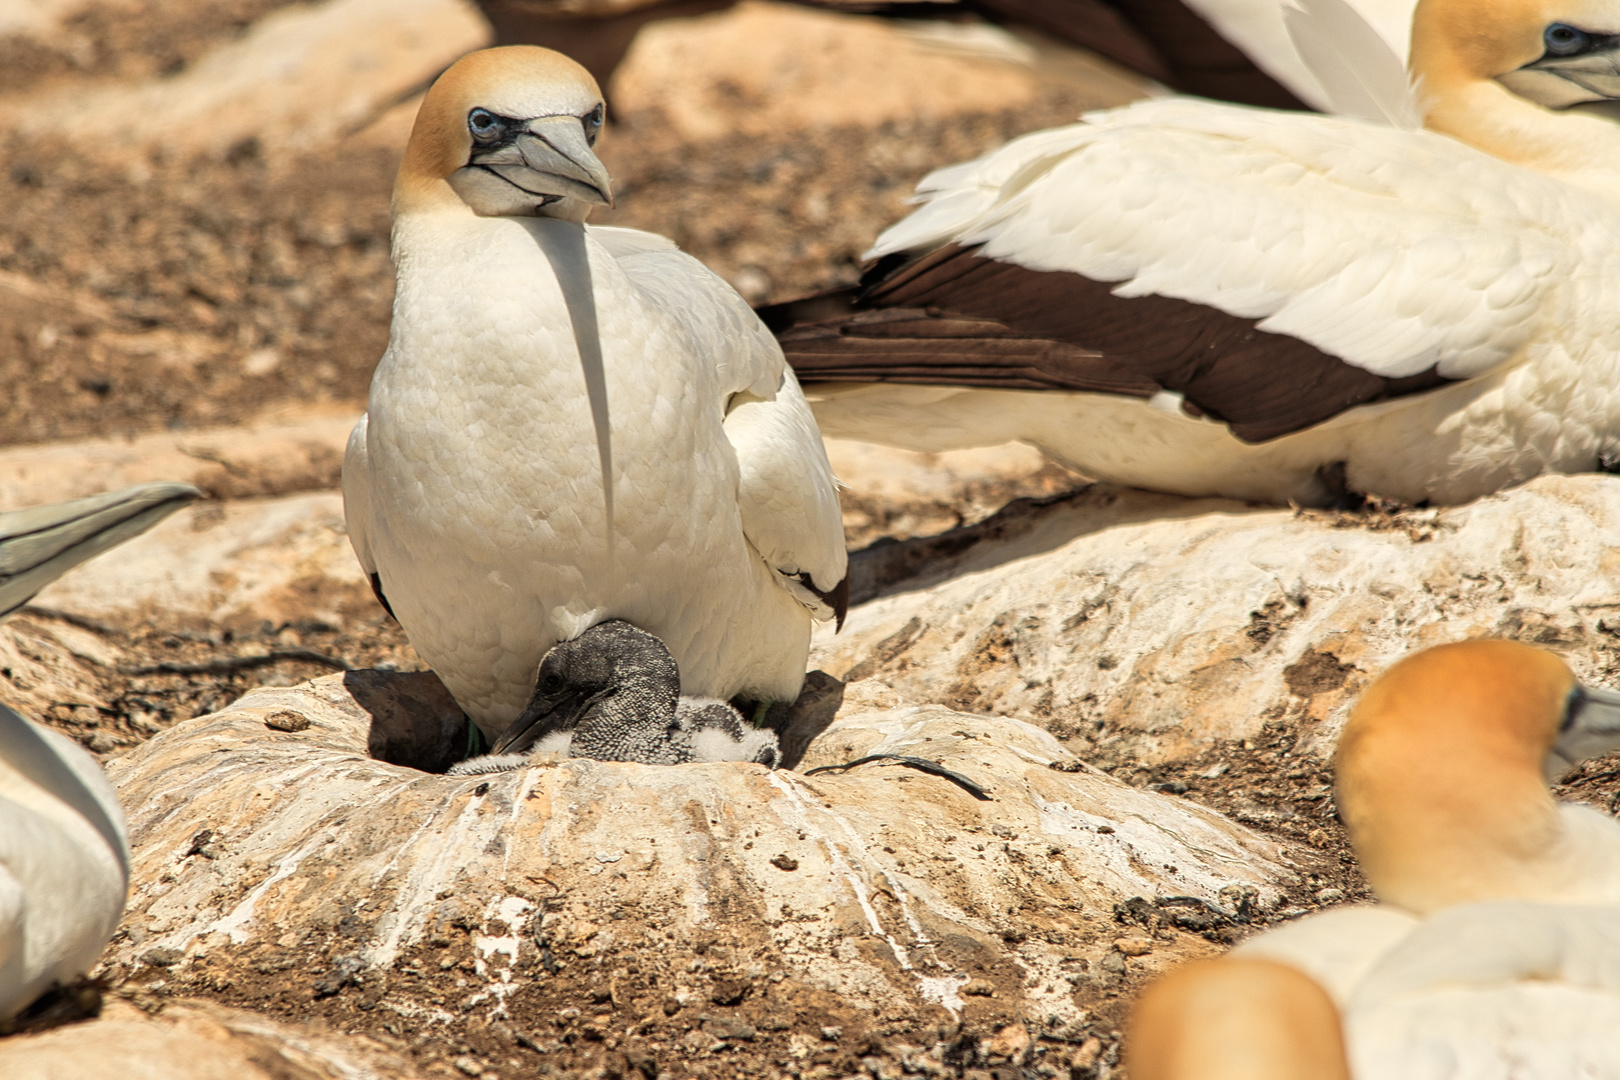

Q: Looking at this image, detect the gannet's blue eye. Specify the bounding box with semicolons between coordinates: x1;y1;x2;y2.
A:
583;104;604;144
1545;23;1591;56
468;108;503;141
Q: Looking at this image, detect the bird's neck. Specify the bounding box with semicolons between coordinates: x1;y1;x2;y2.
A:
384;210;587;360
1422;78;1620;204
1338;723;1569;913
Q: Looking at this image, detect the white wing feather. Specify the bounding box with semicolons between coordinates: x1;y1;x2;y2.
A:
724;367;847;618
602;228;846;615
341;413;376;580
0;707;128;1019
1175;0;1417;112
867;98;1578;383
1284;0;1423;127
592;225;779;400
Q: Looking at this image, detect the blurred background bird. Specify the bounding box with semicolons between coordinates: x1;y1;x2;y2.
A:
0;483;198;1024
472;0;1404;113
762;0;1620;506
1127;639;1620;1077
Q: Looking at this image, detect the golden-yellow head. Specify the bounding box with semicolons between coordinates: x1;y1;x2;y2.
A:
1336;639;1620;912
396;46;611;221
1414;0;1620;105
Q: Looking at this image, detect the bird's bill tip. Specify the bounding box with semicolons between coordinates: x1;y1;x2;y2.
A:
519;114;613;206
1549;681;1620;778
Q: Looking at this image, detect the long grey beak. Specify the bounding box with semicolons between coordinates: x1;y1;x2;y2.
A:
0;482;202;619
484;115;612;208
1499;47;1620;108
1546;683;1620;780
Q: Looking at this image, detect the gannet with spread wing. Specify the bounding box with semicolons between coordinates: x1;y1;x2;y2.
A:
775;0;1620;506
343;47;847;737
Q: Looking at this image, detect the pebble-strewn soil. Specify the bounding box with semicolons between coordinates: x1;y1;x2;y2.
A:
10;3;1619;1077
0;0;301;94
0;90;1103;448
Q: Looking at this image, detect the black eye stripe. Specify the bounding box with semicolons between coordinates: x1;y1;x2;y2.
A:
1564;686;1585;732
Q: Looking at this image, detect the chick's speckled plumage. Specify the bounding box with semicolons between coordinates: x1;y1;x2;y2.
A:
449;620;779;772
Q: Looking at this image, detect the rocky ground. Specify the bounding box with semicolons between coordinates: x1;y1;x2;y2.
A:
4;1;1620;1078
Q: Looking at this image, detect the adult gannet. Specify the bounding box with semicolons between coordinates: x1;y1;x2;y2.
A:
1127;957;1352;1080
0;482;199;1020
343;47;847;738
1137;640;1620;1076
448;619;780;773
772;0;1620;506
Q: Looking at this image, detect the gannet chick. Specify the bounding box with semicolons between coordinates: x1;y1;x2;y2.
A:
1127;958;1351;1080
1220;640;1620;1076
448;620;780;774
343;46;847;741
0;483;196;1020
773;0;1620;506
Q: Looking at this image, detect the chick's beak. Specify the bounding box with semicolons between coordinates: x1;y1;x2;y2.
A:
1546;683;1620;780
490;687;596;755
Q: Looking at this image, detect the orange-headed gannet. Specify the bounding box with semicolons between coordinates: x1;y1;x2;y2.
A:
1127;957;1352;1080
1212;640;1620;1075
343;47;848;738
0;482;199;1019
772;0;1620;506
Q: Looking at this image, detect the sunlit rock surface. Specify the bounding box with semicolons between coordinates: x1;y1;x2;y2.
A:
100;672;1302;1031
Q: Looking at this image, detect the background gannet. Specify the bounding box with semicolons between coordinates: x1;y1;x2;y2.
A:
2;483;203;619
0;483;198;1020
1165;640;1620;1076
343;47;847;738
769;0;1620;506
1127;957;1352;1080
449;619;780;773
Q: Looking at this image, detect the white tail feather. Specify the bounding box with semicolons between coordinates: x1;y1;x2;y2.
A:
1285;0;1423;128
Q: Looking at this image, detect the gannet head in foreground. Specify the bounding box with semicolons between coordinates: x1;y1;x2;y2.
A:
1336;638;1620;914
449;621;780;771
395;45;611;222
1127;957;1351;1080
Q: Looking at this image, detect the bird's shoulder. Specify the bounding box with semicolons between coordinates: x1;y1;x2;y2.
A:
1232;902;1418;1004
586;224;782;398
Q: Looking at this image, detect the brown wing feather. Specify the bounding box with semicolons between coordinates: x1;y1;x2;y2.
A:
774;246;1452;444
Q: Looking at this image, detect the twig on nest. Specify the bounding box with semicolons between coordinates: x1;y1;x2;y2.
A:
17;605;124;639
120;647;352;676
803;754;993;800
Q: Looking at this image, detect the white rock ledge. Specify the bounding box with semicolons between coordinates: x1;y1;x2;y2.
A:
103;672;1304;1026
816;473;1620;764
